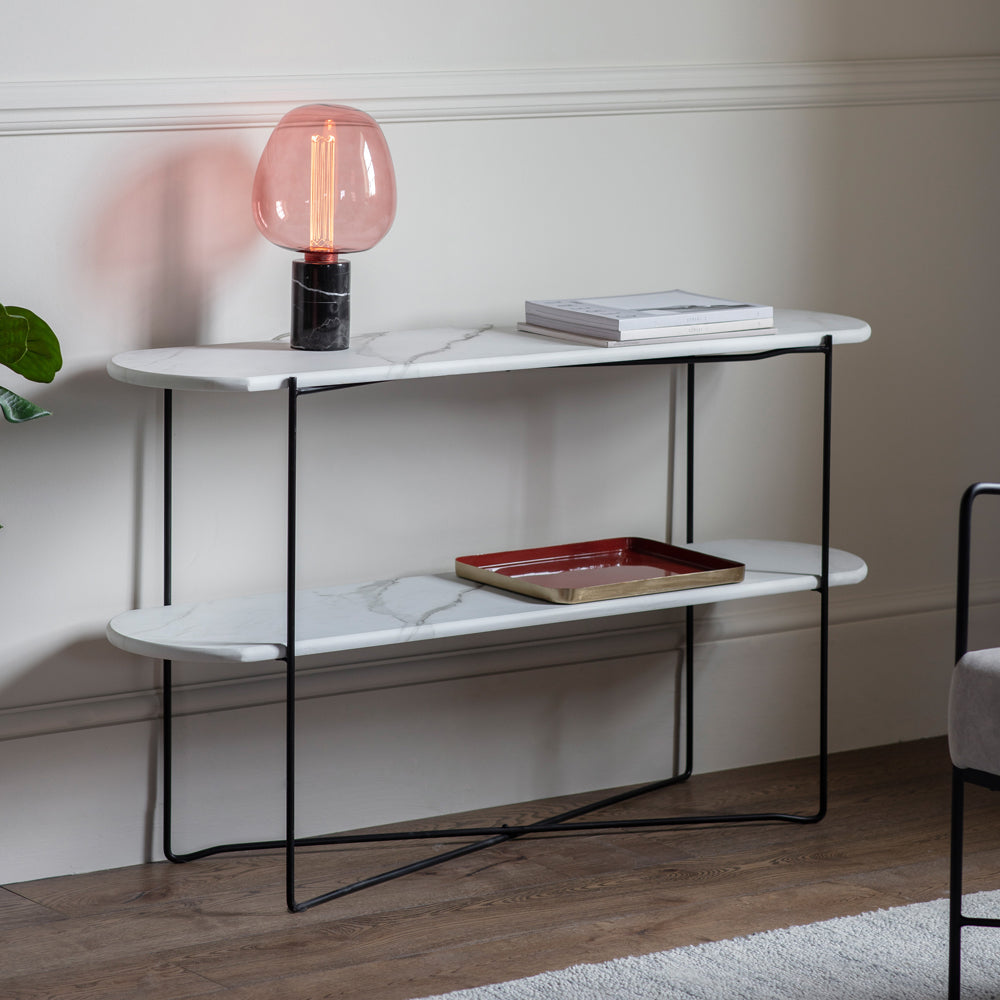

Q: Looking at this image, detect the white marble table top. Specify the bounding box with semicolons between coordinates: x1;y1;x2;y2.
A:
106;540;868;664
107;310;870;393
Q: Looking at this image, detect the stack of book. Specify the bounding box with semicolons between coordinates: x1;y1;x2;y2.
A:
518;290;775;347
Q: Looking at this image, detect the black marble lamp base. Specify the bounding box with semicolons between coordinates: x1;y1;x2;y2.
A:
291;259;350;351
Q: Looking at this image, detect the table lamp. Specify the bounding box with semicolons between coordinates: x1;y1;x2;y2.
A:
252;104;396;350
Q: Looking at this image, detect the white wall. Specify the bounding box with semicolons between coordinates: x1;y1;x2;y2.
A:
3;1;1000;883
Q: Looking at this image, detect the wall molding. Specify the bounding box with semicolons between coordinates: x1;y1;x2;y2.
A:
5;577;998;743
2;56;999;136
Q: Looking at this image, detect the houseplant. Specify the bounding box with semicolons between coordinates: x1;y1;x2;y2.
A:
0;301;61;423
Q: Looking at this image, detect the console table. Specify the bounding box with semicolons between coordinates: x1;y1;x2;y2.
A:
106;309;870;912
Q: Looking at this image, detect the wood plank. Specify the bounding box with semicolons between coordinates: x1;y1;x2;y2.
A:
0;886;61;931
0;961;227;1000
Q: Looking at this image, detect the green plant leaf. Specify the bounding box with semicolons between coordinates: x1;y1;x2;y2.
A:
0;385;51;423
3;306;61;383
0;303;30;368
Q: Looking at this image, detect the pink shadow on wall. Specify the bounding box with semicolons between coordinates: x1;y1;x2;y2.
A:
89;140;258;347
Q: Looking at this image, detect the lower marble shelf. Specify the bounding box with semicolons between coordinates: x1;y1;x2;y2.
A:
106;539;867;665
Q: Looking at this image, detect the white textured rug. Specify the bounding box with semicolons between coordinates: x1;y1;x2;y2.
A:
414;890;1000;999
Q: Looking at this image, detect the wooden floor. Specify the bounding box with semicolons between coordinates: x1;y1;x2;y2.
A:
3;737;999;999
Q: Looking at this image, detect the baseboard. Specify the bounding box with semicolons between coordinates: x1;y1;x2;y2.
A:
2;56;998;135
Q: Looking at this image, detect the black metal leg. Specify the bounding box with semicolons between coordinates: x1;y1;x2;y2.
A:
816;335;832;822
161;389;179;863
682;363;696;780
162;661;178;862
685;363;695;546
286;378;300;911
949;767;965;1000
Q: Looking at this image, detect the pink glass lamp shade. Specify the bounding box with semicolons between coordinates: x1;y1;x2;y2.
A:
252;104;396;350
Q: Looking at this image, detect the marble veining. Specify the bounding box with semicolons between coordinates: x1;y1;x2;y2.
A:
290;274;348;299
409;575;489;628
394;324;495;368
347;325;493;369
351;575;483;632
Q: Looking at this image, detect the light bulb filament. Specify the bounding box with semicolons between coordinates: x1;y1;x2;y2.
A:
309;130;336;252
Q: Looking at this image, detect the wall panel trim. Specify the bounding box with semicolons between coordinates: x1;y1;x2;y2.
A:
2;56;999;135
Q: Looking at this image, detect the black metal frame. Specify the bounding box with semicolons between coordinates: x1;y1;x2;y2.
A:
949;482;1000;999
159;337;834;913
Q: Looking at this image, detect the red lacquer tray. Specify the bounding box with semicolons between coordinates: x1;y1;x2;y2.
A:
455;537;745;604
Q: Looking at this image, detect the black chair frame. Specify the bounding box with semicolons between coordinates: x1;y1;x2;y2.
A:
949;482;1000;999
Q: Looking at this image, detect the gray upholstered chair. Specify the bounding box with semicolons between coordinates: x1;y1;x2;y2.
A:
949;483;1000;999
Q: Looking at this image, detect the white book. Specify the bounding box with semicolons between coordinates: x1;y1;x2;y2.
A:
516;321;775;347
525;289;773;338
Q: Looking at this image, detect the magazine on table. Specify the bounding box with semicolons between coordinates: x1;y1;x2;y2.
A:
524;289;773;339
516;320;775;347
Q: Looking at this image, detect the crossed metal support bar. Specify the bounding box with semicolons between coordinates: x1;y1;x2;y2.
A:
159;337;834;912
